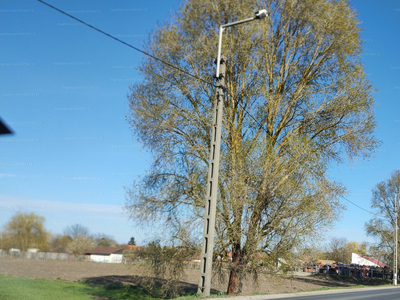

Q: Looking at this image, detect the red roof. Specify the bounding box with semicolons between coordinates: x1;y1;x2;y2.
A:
85;246;124;255
361;255;388;268
122;245;144;251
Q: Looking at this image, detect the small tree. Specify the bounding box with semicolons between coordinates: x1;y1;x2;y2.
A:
96;238;113;247
326;237;348;264
128;237;136;246
92;233;117;247
369;245;387;264
137;240;199;298
1;212;50;251
326;238;369;264
67;234;95;255
50;234;72;252
299;245;324;263
346;241;368;257
365;170;400;267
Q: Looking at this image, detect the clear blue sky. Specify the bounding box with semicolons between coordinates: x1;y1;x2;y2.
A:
0;0;399;247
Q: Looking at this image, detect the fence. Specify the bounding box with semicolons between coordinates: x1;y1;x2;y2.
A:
0;249;86;261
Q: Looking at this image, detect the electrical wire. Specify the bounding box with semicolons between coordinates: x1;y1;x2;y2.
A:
339;196;377;215
37;0;378;217
37;0;215;87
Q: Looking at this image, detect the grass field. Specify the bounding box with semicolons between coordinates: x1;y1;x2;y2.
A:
0;274;393;300
0;273;394;300
0;258;394;299
0;275;165;300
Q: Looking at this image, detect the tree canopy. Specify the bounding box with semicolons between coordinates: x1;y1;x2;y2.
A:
126;0;378;294
92;233;117;247
67;234;95;255
365;170;400;267
325;237;368;264
63;223;90;239
1;212;50;251
50;234;72;253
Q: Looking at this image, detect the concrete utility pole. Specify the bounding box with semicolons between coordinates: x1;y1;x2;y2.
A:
197;10;268;297
197;55;226;297
395;193;398;285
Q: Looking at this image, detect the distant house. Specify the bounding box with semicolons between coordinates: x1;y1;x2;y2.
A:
351;253;388;267
85;246;124;263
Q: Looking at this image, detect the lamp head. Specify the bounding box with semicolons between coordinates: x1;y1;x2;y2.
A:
254;9;268;19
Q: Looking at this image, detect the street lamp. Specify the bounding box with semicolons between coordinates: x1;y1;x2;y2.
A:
215;9;268;77
198;9;268;297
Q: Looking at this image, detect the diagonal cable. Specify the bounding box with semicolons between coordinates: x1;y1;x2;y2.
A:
37;0;215;87
37;0;378;217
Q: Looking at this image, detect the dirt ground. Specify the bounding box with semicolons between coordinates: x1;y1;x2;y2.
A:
0;257;391;296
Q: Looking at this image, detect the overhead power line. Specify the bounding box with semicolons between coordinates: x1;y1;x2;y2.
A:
340;196;377;215
37;0;214;87
38;0;377;217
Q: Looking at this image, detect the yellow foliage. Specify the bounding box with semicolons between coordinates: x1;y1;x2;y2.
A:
1;212;50;251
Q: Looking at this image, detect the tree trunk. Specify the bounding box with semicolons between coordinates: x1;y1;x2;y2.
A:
227;246;243;295
227;267;242;295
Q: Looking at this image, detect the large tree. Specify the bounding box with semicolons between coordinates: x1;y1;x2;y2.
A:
365;170;400;267
67;234;95;255
126;0;378;294
325;237;368;264
1;212;50;251
63;223;90;239
326;237;348;264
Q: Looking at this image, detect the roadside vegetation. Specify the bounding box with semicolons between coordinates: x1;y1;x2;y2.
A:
0;273;392;300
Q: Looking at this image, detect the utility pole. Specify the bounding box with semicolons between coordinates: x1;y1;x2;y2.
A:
395;193;398;285
197;56;226;296
197;10;268;297
312;257;314;275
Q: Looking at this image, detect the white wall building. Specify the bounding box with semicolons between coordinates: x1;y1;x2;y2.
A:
351;253;387;267
85;246;124;263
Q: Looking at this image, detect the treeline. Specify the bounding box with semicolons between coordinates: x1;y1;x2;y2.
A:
299;170;400;268
0;212;136;255
298;237;382;265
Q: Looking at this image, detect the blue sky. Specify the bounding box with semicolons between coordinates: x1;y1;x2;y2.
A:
0;0;399;247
